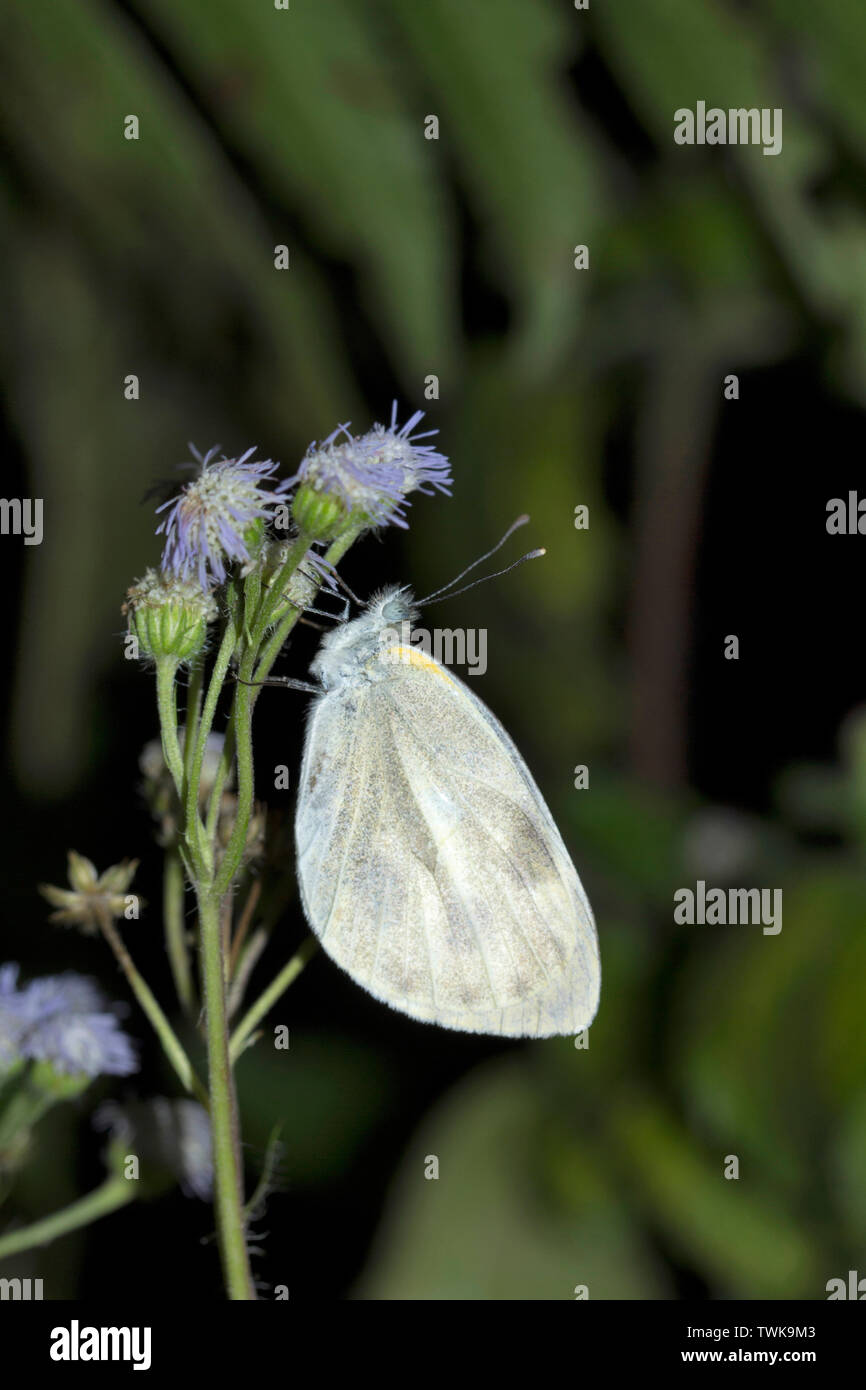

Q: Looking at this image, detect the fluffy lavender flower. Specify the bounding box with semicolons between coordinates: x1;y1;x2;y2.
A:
156;445;289;590
289;403;452;533
0;964;138;1078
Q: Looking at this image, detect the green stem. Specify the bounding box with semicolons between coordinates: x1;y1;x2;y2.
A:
213;663;255;901
216;527;363;899
0;1176;134;1261
198;889;255;1300
163;847;195;1014
155;659;185;797
205;723;236;843
202;536;311;850
253;530;312;639
253;523;364;691
183;659;205;781
187;610;240;873
229;938;318;1064
97;910;207;1106
252;601;304;692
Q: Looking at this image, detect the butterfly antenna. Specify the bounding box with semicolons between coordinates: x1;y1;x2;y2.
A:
418;515;531;604
422;546;545;607
418;515;541;605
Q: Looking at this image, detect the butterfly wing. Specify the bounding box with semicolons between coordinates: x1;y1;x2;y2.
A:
295;655;599;1037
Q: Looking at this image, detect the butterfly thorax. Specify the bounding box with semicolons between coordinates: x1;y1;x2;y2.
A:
311;586;417;692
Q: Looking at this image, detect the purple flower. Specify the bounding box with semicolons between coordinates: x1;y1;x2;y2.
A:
156;445;289;590
288;403;452;530
0;964;138;1078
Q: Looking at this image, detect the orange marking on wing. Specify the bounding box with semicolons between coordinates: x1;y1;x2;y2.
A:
385;646;454;682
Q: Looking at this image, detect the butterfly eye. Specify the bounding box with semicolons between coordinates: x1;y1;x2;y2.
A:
381;599;405;623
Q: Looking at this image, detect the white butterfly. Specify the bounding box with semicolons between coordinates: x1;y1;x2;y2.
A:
294;586;600;1038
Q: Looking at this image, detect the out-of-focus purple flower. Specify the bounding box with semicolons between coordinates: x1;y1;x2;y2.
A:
288;403;452;531
0;964;138;1078
156;445;289;590
97;1099;213;1199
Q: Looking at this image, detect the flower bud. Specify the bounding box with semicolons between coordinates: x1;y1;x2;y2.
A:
123;569;217;664
291;482;348;542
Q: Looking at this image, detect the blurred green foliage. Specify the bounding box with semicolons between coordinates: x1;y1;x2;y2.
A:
2;0;865;1298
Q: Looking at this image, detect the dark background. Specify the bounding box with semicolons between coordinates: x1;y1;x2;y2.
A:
1;0;865;1299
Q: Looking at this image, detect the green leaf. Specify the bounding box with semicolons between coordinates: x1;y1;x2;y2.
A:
611;1093;823;1297
357;1057;669;1299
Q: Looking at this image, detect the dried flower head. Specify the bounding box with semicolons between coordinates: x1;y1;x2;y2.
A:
0;964;138;1078
156;445;289;589
39;852;139;935
289;403;451;537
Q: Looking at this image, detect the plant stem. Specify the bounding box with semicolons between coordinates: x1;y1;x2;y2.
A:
253;530;312;637
198;888;254;1300
229;938;318;1064
163;847;195;1014
96;908;207;1106
183;659;205;778
213;664;255;901
229;879;261;977
253;524;363;691
205;722;236;843
155;659;185;797
187;611;239;872
0;1176;134;1261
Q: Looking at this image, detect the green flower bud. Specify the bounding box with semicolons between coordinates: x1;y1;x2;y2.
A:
291;482;347;542
123;569;217;664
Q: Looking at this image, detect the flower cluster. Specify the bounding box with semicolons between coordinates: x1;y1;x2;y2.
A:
0;965;138;1078
133;408;450;612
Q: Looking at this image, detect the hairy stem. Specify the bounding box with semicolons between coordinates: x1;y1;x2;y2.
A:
163;847;195;1014
198;888;255;1300
187;609;240;873
155;659;185;797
